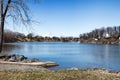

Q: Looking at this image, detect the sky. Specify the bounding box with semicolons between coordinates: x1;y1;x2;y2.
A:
5;0;120;37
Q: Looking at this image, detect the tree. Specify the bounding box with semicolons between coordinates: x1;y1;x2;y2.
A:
27;33;34;39
4;29;16;42
0;0;31;53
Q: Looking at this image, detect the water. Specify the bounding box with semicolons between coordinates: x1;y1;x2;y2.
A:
3;42;120;71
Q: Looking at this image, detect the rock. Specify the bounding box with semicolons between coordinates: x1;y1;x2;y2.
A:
8;56;16;62
22;59;32;63
20;58;39;63
0;54;59;68
41;61;59;68
31;58;40;62
67;67;79;70
15;55;27;62
0;61;59;68
0;54;11;61
0;54;29;62
0;63;48;71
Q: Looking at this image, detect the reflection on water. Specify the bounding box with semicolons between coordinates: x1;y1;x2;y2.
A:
3;42;120;71
3;43;22;53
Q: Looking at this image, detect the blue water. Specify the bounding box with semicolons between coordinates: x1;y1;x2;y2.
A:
4;42;120;71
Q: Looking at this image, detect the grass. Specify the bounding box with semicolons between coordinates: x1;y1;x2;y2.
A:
0;69;120;80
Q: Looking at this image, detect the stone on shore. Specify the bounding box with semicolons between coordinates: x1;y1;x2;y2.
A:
0;53;59;70
0;54;39;63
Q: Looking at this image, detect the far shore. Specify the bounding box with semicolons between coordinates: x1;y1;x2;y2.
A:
5;36;120;45
3;26;120;45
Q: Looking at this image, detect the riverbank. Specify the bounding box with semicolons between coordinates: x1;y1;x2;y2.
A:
0;69;120;80
4;26;120;45
5;36;120;45
0;54;120;80
80;38;120;45
0;63;48;71
0;53;58;70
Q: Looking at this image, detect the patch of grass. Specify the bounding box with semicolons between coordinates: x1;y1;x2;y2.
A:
0;69;120;80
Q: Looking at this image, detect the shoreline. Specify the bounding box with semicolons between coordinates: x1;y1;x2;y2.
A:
0;53;58;70
0;61;119;74
0;53;120;80
0;52;120;72
5;41;120;45
0;60;119;73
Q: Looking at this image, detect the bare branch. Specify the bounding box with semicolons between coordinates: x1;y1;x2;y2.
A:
3;0;11;17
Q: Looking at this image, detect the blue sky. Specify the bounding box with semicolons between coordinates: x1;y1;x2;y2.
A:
5;0;120;37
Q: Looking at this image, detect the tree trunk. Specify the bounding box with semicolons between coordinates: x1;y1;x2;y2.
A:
0;18;4;53
0;0;4;53
0;0;11;53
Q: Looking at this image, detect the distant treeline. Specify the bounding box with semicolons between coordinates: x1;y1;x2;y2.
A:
80;26;120;44
4;29;79;42
4;26;120;44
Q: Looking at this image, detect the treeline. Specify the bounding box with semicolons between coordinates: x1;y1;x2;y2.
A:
80;26;120;44
4;30;25;42
4;26;120;44
4;30;79;42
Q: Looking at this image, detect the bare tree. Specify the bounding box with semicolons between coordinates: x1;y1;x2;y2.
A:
0;0;31;53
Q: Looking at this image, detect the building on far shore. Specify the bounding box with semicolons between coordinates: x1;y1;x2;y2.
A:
103;32;110;38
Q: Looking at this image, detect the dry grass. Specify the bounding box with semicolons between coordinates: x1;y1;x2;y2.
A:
0;69;120;80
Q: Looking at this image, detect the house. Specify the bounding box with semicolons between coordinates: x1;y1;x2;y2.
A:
103;32;110;38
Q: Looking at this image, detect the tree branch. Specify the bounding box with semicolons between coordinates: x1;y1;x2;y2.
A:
3;0;11;17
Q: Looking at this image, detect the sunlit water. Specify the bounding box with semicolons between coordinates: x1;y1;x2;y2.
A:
3;42;120;71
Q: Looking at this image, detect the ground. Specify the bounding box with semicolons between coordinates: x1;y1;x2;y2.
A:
0;69;120;80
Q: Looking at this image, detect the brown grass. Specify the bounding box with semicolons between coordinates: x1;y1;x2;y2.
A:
0;69;120;80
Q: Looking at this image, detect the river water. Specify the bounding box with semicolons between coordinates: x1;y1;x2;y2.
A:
3;42;120;71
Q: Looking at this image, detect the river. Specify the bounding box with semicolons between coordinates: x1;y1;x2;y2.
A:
3;42;120;71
